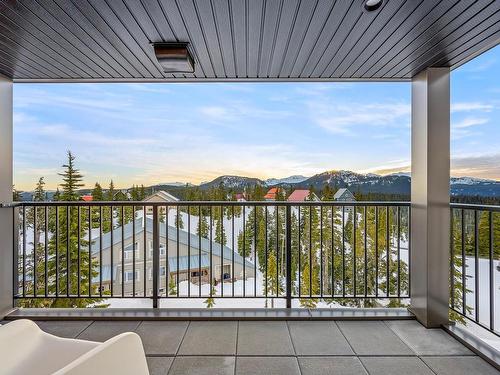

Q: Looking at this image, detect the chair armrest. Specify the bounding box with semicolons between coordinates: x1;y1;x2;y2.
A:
53;332;149;375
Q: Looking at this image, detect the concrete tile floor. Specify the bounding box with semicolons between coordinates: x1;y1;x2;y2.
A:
22;319;500;374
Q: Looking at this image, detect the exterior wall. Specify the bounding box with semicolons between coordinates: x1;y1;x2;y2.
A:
0;77;13;318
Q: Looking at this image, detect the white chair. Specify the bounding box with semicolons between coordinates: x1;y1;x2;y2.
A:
0;319;149;375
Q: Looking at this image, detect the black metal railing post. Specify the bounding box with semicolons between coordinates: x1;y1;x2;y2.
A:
285;205;292;309
152;205;159;308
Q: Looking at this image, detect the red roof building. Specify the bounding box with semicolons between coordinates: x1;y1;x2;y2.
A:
264;187;281;201
287;189;319;202
81;194;93;202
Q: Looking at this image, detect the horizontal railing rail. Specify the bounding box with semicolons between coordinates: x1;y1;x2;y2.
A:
3;200;411;207
9;200;410;309
450;203;499;337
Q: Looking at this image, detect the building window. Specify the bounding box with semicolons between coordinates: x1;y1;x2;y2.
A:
150;242;166;257
149;266;167;280
124;270;139;283
191;270;207;277
124;242;140;260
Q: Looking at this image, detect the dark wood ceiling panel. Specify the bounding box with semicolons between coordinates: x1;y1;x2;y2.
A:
193;0;227;77
0;27;64;78
0;3;85;77
343;0;454;78
101;0;164;78
0;50;40;78
289;0;336;77
399;3;500;77
267;0;299;78
0;0;497;81
15;1;112;77
162;0;214;78
38;0;132;78
375;0;495;77
212;0;237;77
447;28;500;67
67;0;152;78
334;0;427;78
228;0;247;77
258;0;281;77
324;0;406;78
278;0;319;78
246;0;264;77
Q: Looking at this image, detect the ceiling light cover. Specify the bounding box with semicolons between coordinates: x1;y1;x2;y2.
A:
364;0;383;12
153;42;194;73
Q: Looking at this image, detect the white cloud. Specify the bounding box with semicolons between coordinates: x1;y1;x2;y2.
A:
451;102;494;112
198;101;291;123
308;100;410;134
452;117;488;129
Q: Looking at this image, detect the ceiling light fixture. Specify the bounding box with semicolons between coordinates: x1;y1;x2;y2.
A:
153;42;194;73
364;0;383;12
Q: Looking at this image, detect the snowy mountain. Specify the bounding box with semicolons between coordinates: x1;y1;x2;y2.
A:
154;182;193;187
294;170;412;195
292;171;500;197
265;175;309;186
450;177;496;185
200;175;265;190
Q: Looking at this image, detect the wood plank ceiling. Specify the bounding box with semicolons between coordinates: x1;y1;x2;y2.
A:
0;0;498;81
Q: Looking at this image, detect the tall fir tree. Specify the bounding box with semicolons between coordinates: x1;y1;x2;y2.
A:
106;180;115;201
20;152;103;307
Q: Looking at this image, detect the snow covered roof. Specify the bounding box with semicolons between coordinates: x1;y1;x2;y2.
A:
91;217;252;269
143;190;179;202
333;188;355;200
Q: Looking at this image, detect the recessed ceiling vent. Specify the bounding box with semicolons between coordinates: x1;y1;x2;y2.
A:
364;0;384;12
153;42;194;73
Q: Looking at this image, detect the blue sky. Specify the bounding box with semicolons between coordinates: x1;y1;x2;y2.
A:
13;46;499;191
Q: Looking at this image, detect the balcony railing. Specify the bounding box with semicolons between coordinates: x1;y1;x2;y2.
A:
450;203;500;337
11;201;410;309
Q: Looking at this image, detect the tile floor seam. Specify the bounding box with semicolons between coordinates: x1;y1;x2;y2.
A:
175;321;190;356
70;321;94;338
334;321;370;374
75;320;95;338
383;321;477;357
285;322;303;375
334;321;358;355
234;321;239;375
381;320;417;354
164;354;174;374
416;355;439;375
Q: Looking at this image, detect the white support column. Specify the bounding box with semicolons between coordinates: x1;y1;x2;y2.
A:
410;67;450;328
0;76;13;318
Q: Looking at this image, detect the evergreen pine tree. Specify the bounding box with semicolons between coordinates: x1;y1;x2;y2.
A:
20;152;103;308
91;183;104;201
106;180;115;201
13;185;23;201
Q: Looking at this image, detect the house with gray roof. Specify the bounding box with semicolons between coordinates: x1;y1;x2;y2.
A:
91;216;254;297
333;188;356;202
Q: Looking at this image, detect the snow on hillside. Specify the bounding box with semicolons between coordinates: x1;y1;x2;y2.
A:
450;177;495;185
265;175;309;186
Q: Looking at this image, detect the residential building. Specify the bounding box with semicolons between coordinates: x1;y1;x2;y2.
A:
234;193;247;202
287;189;319;202
264;187;282;201
91;216;254;297
333;188;356;202
143;190;179;215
